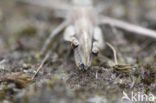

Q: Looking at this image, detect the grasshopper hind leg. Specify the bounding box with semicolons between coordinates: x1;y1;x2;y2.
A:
41;20;68;55
32;21;68;79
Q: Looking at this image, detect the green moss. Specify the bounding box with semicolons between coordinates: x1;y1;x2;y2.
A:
0;85;7;100
135;77;141;84
98;68;103;73
136;58;142;68
0;92;4;100
92;60;99;66
146;64;152;69
34;53;41;60
17;25;37;37
27;56;32;63
152;56;156;62
109;94;116;99
2;85;7;92
0;26;2;33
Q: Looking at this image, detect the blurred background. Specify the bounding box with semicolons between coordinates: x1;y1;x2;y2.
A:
0;0;156;51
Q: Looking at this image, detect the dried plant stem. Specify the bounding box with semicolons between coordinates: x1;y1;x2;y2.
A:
18;0;70;11
106;42;118;65
100;16;156;38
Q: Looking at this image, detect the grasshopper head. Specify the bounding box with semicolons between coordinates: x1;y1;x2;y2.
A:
74;32;92;70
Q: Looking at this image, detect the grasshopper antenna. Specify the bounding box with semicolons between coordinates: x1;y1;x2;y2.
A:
106;42;118;65
32;50;51;80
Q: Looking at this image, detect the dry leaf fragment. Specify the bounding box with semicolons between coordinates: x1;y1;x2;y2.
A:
0;72;32;88
113;65;134;73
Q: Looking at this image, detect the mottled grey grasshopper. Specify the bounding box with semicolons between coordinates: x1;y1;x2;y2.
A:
20;0;156;78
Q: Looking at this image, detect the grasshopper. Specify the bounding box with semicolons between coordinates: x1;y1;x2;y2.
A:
62;0;105;69
19;0;156;78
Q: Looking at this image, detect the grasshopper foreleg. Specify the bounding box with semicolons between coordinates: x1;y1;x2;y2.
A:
92;26;105;55
63;25;79;48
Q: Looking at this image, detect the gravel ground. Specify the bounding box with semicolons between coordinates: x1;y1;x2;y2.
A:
0;0;156;103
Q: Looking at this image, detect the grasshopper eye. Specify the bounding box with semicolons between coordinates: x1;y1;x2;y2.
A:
71;37;79;49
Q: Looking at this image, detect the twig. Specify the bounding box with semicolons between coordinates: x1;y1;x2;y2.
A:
41;20;69;54
32;50;51;80
95;71;98;79
99;16;156;38
17;0;70;11
106;42;118;65
0;59;6;65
